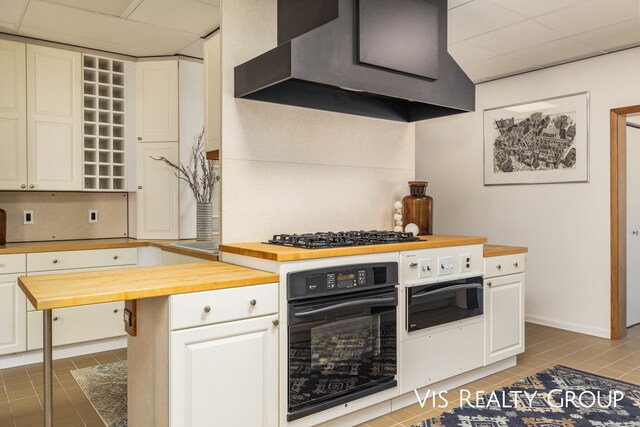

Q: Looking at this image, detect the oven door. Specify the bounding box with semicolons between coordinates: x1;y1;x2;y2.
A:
406;276;483;332
287;287;397;421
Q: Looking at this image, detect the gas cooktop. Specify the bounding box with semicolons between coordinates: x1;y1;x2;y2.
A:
266;230;420;249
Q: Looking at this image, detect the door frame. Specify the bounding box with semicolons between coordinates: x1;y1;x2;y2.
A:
610;105;640;339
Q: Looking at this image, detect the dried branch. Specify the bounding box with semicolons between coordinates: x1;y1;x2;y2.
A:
150;128;219;203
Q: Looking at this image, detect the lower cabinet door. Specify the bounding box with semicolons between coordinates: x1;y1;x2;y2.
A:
170;315;279;427
27;301;125;350
485;273;525;365
0;275;27;355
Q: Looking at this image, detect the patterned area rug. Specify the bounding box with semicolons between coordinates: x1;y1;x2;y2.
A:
71;360;127;427
412;365;640;427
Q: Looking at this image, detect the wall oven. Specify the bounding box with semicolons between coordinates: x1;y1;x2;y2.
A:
287;262;398;421
406;276;483;332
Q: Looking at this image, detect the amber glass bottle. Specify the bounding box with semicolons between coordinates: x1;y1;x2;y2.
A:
0;209;6;246
402;181;433;235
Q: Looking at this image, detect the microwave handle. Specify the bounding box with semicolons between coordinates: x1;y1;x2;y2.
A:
411;283;481;299
293;296;397;319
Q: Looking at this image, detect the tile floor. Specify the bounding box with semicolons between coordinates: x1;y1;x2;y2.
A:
0;348;126;427
0;324;639;427
358;323;640;427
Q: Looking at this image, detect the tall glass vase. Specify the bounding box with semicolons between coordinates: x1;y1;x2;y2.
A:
196;203;213;241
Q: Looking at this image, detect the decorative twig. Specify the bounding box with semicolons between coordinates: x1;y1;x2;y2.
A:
151;128;220;203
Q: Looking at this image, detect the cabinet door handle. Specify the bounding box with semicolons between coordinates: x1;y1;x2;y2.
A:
487;282;492;287
272;319;279;327
29;184;35;189
52;259;58;264
249;299;257;306
137;137;142;141
21;184;26;189
114;309;119;313
138;186;143;190
53;317;59;321
113;256;119;260
496;264;502;270
513;262;519;268
203;305;211;313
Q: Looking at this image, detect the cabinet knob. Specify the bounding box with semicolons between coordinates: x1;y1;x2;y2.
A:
249;299;257;306
496;264;502;270
53;317;59;321
513;262;519;268
487;282;492;287
138;186;143;190
113;256;119;260
21;184;26;189
203;305;211;313
633;230;639;236
29;184;35;189
52;259;58;264
137;137;142;141
409;262;418;268
272;319;279;327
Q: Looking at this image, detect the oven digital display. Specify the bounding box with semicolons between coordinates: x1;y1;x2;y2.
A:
337;273;356;281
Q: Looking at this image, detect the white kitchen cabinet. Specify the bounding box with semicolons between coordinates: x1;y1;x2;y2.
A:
0;274;27;356
0;40;27;190
484;270;525;365
135;142;180;239
136;61;178;142
26;45;82;190
170;315;279;427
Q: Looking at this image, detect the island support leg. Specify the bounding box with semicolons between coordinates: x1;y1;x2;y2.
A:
43;309;53;427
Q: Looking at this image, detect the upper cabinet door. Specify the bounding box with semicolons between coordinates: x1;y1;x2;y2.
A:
26;45;82;191
136;61;179;142
0;40;27;190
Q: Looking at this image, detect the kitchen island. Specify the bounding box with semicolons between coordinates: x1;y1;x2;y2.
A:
17;261;278;427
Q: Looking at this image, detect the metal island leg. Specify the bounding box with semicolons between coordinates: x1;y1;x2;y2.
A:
43;309;53;427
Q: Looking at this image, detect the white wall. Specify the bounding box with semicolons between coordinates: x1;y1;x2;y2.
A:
416;47;640;338
219;0;415;243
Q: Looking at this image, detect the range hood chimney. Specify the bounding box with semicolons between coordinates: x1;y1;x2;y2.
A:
234;0;475;122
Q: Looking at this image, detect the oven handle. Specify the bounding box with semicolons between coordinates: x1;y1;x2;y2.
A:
411;283;481;299
293;296;397;318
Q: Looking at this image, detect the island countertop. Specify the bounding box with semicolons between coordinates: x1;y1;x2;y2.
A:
219;234;488;262
18;261;279;310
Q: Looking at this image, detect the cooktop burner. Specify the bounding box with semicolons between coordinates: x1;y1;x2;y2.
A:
266;230;420;249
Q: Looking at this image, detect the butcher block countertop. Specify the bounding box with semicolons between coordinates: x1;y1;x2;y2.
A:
219;234;488;262
0;238;218;261
483;244;528;258
18;261;278;310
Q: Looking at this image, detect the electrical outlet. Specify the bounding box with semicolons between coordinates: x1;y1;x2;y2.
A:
89;209;98;223
23;210;34;225
438;256;455;276
460;253;472;273
418;258;432;278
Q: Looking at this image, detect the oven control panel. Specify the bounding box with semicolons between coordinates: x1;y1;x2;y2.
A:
288;262;399;300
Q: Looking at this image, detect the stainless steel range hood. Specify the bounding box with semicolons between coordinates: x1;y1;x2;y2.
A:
234;0;475;122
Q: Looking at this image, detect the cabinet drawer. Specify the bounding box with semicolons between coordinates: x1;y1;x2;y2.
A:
484;253;525;278
27;301;125;350
27;248;138;272
0;254;27;275
170;283;278;330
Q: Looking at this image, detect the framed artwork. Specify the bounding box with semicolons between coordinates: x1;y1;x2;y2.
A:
483;92;589;185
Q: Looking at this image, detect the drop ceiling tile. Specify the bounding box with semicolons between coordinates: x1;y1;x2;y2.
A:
448;0;473;9
39;0;135;17
0;0;28;24
466;20;563;54
179;38;205;58
534;0;639;36
20;1;197;56
572;18;640;52
128;0;220;36
447;41;500;65
461;54;537;81
508;38;603;68
486;0;585;18
448;0;526;43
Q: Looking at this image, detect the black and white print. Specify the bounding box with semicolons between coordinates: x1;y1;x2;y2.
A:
484;93;589;185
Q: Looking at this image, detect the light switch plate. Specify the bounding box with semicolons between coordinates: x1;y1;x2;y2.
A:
23;210;34;225
438;256;455;275
460;253;471;273
418;258;432;278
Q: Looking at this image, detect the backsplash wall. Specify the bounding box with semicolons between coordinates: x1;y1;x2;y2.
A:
0;192;128;242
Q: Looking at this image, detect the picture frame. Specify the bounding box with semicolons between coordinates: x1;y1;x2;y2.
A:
483;92;589;185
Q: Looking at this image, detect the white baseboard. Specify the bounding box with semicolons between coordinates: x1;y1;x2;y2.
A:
525;314;609;338
0;336;127;369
